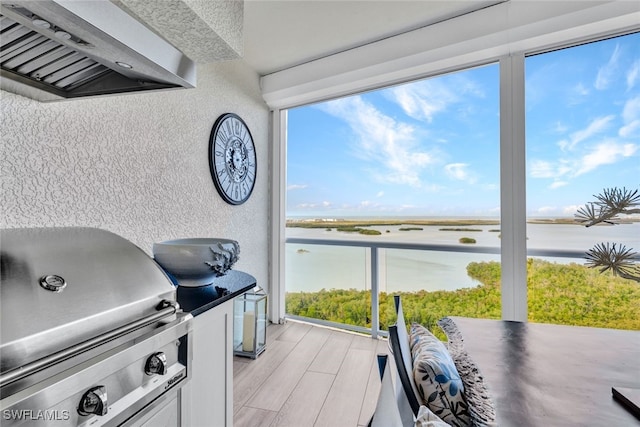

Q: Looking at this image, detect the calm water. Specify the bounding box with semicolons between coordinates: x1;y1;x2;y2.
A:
285;222;640;292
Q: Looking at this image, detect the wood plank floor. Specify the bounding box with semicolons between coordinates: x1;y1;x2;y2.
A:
233;321;389;427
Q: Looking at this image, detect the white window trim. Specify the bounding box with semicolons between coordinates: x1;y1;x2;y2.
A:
261;1;639;110
267;1;640;323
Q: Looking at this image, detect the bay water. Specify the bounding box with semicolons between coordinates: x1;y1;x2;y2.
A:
285;221;640;293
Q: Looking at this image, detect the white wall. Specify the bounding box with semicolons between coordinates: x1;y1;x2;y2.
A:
0;60;270;288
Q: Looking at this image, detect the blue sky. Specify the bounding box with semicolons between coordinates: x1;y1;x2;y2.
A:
287;32;639;218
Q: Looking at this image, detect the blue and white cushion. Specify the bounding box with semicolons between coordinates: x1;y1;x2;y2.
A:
410;323;471;427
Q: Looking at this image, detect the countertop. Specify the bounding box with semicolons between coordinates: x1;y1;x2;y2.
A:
176;270;257;316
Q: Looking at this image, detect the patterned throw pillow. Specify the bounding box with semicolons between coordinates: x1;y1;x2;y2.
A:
415;405;451;427
410;323;471;427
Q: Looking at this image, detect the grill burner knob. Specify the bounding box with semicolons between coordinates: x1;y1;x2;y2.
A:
78;385;107;416
145;352;168;375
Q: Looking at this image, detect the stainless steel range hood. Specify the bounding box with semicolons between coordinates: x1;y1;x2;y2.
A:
0;0;196;102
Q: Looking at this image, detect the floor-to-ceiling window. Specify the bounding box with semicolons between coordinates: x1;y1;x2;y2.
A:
282;32;640;334
285;63;501;333
266;1;639;330
525;32;640;330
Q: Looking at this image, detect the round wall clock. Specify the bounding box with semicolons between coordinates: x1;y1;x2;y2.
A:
208;113;257;205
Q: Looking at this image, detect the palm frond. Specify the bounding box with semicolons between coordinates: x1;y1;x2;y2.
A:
593;187;639;211
584;242;640;282
576;187;640;227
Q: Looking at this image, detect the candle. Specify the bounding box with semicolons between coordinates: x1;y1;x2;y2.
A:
242;311;255;352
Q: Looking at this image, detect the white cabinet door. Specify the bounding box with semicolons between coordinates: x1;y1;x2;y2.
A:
190;300;233;427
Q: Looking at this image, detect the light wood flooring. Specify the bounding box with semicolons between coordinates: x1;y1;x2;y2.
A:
233;320;389;427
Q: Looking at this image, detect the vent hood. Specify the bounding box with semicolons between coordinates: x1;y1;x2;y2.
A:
0;0;196;102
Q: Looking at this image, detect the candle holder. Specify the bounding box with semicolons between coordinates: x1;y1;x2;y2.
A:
234;288;267;359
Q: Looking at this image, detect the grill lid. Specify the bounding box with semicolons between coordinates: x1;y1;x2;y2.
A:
0;227;176;374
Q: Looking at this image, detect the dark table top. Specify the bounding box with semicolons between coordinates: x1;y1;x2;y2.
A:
451;317;640;427
176;270;257;316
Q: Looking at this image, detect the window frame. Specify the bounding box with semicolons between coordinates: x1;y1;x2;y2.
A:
267;2;640;324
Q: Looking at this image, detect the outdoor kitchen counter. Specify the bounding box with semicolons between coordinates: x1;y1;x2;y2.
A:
179;270;256;427
176;270;257;316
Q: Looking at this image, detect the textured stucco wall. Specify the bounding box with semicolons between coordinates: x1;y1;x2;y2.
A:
114;0;243;62
0;60;270;288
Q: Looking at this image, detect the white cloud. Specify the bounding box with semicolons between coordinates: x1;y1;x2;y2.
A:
573;82;590;96
549;181;568;189
294;200;333;210
532;205;583;217
528;139;640;182
531;139;638;183
529;160;571;179
386;75;484;123
537;206;558;214
558;115;615;151
287;184;308;191
595;44;621;90
620;121;640;138
321;96;436;187
562;205;582;216
356;200;385;211
622;95;640;123
627;59;640;91
619;95;640;138
389;80;458;122
553;121;569;134
575;141;638;176
444;163;477;183
376;191;384;198
529;160;555;178
539;96;639;181
422;183;446;193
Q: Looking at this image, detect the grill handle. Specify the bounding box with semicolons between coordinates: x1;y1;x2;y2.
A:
0;300;179;388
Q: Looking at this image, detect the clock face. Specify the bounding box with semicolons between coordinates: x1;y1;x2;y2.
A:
209;113;257;205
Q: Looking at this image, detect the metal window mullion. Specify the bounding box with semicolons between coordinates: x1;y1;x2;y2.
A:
270;109;287;324
370;246;379;339
499;53;527;322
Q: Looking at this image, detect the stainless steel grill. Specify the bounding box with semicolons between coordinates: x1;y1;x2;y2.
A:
0;227;193;426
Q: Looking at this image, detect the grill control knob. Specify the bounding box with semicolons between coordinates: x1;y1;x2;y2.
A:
145;352;168;375
78;385;107;416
